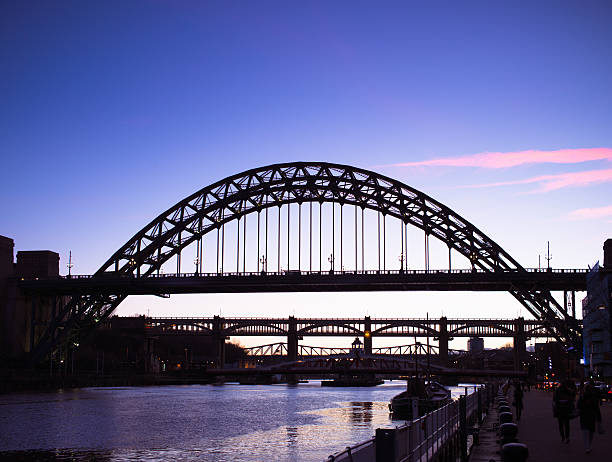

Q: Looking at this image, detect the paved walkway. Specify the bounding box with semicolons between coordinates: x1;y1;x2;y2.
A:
518;389;612;461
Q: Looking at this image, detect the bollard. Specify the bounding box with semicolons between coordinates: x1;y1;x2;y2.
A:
376;428;396;461
499;423;518;445
499;412;513;424
501;442;528;462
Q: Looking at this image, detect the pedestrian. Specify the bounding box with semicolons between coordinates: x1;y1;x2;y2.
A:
578;381;599;453
513;381;524;420
553;380;575;444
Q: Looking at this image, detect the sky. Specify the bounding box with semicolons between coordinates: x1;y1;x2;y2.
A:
1;1;611;350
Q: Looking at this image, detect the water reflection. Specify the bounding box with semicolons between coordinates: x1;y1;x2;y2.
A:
0;382;468;461
0;449;112;461
348;401;373;424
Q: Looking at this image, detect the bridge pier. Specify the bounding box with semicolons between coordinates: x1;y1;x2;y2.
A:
513;317;526;371
363;316;372;355
144;337;158;373
288;316;299;361
213;315;226;368
438;316;449;368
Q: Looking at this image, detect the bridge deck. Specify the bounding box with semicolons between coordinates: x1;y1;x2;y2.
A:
18;268;587;295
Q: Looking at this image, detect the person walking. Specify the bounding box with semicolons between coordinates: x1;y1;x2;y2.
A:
553;380;575;443
578;381;600;453
513;381;524;420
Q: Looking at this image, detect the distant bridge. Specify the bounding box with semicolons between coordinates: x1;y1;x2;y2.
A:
140;315;573;369
204;354;528;379
242;342;460;358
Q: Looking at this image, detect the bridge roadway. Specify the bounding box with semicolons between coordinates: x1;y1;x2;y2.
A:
19;267;586;295
139;315;576;369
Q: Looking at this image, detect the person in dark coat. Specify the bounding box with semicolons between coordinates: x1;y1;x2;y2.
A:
553;380;574;443
513;381;524;420
578;382;599;453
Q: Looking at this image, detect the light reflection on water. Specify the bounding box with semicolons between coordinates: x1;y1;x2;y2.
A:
0;381;477;461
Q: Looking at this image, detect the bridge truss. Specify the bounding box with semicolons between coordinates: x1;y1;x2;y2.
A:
26;162;583;360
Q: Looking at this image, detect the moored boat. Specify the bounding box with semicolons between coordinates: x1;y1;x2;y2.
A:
389;378;451;419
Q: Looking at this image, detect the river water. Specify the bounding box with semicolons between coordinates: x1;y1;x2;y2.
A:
0;381;475;462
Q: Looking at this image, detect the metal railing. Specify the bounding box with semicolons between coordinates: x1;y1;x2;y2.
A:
326;385;491;462
24;267;588;280
326;437;376;462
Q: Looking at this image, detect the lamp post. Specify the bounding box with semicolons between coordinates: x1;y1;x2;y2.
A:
469;252;477;271
260;255;267;274
328;253;334;273
129;258;137;276
67;251;74;278
194;257;200;275
398;253;405;273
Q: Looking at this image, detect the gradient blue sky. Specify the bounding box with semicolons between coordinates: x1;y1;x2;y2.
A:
1;1;611;348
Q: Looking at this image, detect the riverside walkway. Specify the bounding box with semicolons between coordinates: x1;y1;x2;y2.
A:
518;389;611;461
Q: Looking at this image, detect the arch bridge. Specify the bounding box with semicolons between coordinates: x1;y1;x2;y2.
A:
21;162;584;361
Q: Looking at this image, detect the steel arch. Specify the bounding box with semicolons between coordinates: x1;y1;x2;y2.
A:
33;161;579;359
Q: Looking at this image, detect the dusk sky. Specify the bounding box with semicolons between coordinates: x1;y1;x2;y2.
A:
1;1;611;349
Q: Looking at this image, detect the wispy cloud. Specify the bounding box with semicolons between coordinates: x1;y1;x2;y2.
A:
391;148;612;169
463;168;612;193
568;205;612;221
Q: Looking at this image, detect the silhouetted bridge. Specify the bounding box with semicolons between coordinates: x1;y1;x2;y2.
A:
139;315;577;369
203;355;528;379
17;162;586;362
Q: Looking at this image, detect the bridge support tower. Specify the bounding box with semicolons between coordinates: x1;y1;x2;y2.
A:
513;317;526;372
438;316;449;368
213;315;226;368
364;316;372;355
288;316;299;361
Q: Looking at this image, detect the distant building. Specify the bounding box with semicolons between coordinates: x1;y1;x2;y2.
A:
0;235;62;362
467;337;484;353
582;239;612;379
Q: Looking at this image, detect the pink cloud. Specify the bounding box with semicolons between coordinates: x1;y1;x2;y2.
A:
462;168;612;193
567;205;612;221
392;148;612;169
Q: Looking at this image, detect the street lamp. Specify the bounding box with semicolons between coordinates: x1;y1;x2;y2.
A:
194;257;200;275
469;252;478;271
67;251;74;278
129;258;137;275
398;253;405;272
260;255;267;273
328;253;334;273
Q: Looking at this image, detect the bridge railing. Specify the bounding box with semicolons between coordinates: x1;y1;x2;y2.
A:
24;267;588;280
326;385;489;462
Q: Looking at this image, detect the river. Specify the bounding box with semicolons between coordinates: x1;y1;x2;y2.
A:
0;381;476;461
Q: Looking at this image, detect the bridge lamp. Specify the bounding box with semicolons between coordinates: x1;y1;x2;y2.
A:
193;257;200;274
67;251;74;277
469;252;478;270
398;253;405;271
260;255;267;273
328;254;334;272
364;330;371;338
